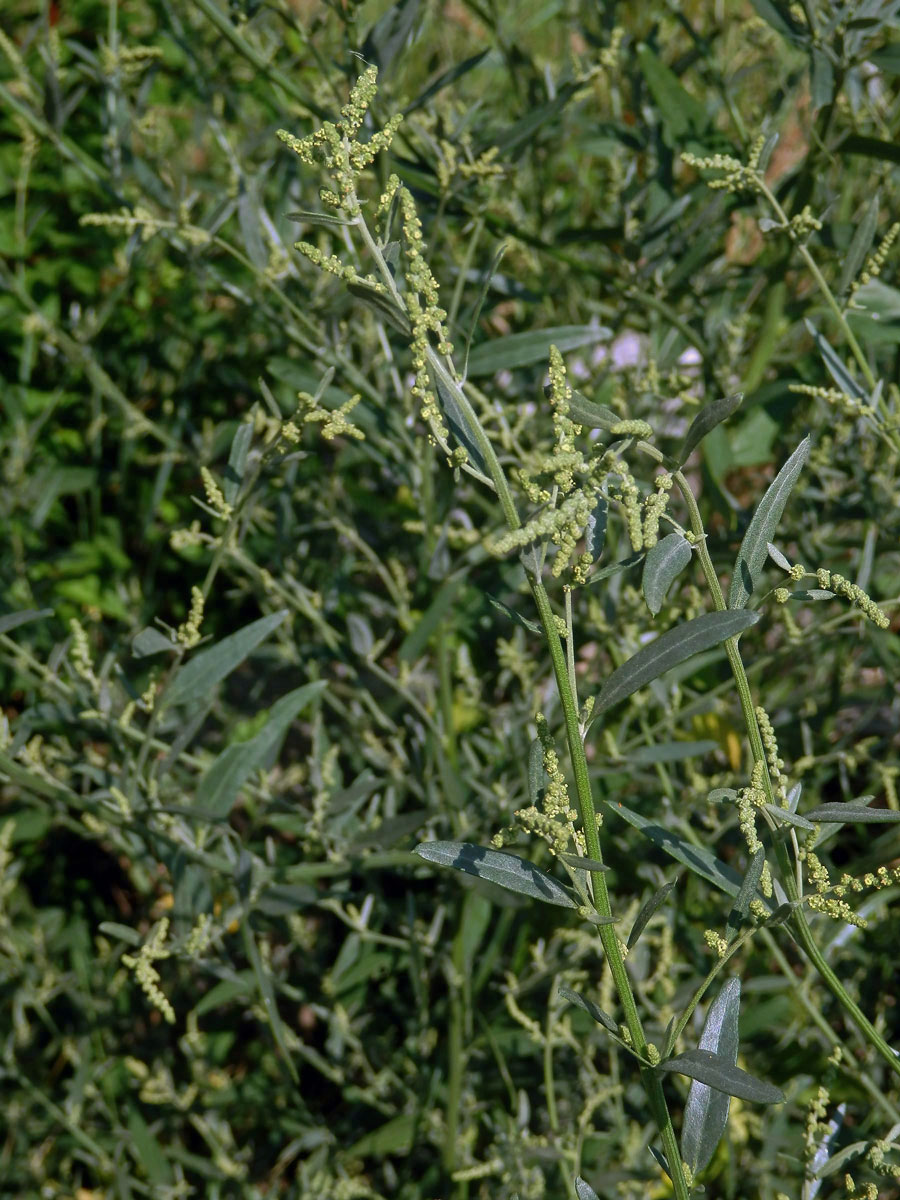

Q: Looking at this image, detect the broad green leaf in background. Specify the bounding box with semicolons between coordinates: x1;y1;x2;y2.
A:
195;681;327;818
163;610;288;708
627;879;678;950
642;532;693;615
413;841;577;907
729;437;810;609
661;1048;785;1104
682;978;741;1175
678;392;743;465
398;573;468;662
593;609;759;716
466;325;611;376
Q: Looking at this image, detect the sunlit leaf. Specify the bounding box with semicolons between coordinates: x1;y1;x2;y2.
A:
682;979;741;1175
679;393;742;465
804;802;900;823
642;533;693;615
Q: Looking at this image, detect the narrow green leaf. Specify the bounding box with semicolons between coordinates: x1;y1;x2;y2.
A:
767;542;792;571
637;45;709;146
682;979;741;1175
748;0;806;45
661;1048;784;1104
403;50;490;115
810;48;835;110
128;1106;173;1186
132;627;176;657
838;194;880;297
604;799;744;897
679;393;743;465
595;610;760;715
805;321;867;400
285;209;357;227
224;420;253;506
762;803;815;831
558;853;610;873
558;983;618;1033
487;594;543;635
729;437;811;609
361;0;420;75
413;841;577;907
643;533;693;615
575;1178;602;1200
433;372;487;473
463;241;507;381
466;325;611;376
587;551;645;586
164;610;288;708
242;919;298;1083
98;922;142;946
726;847;765;941
528;738;546;807
0;608;53;636
627;879;677;950
804;803;900;824
196;682;326;818
586;496;608;561
566;390;620;433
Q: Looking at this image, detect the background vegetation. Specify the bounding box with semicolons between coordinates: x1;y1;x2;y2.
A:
2;1;900;1197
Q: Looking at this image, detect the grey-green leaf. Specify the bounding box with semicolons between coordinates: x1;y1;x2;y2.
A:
433;372;487;473
164;610;288;708
766;542;792;571
346;279;413;336
195;682;326;818
726;847;765;941
575;1177;602;1200
630;740;717;766
643;533;693;615
805;321;867;400
132;627;176;657
661;1048;784;1103
605;799;745;898
413;841;577;907
558;853;609;873
627;879;677;950
466;325;611;377
682;979;741;1175
594;609;759;716
567;390;621;433
804;803;900;824
0;608;53;636
285;208;357;228
729;437;810;609
679;393;743;465
586;496;608;561
224;420;253;506
559;983;618;1033
838;194;880;297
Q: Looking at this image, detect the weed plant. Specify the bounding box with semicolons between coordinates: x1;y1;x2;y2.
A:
2;2;900;1199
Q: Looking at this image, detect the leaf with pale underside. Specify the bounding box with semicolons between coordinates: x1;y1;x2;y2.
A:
413;842;577;907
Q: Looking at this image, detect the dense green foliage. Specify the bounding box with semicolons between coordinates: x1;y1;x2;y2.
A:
2;2;900;1198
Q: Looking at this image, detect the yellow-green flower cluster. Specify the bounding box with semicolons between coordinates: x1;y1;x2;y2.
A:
736;761;767;853
815;569;890;628
850;221;900;302
489;488;597;576
121;918;176;1024
300;391;365;441
789;382;873;420
789;205;823;239
277;67;402;213
492;714;582;855
201;466;232;519
756;704;788;802
177;586;205;648
682;150;763;196
642;473;673;549
612;462;644;552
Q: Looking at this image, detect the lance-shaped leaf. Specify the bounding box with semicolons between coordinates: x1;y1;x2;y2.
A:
661;1048;784;1104
195;682;326;818
594;609;759;716
413;841;577;907
575;1178;601;1200
805;321;867;400
604;799;745;898
804;802;900;824
432;372;487;473
726;847;766;941
559;853;609;873
466;325;611;376
682;979;741;1175
164;610;289;708
679;393;743;465
0;608;53;636
643;533;693;615
838;194;880;297
347;279;412;336
627;879;678;950
558;982;618;1033
729;437;810;609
